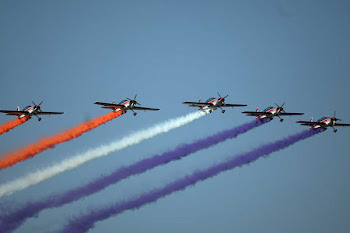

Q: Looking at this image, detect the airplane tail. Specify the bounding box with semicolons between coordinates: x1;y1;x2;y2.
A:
198;98;202;102
17;106;20;111
256;107;259;112
310;117;313;122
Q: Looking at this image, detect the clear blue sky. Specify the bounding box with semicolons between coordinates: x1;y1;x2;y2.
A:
1;1;350;232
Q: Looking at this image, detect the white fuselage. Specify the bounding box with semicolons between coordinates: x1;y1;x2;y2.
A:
119;100;135;110
310;118;332;130
199;98;223;113
110;100;134;115
256;107;279;120
19;106;39;119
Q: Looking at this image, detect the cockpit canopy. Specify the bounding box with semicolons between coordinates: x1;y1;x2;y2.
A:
263;106;274;112
23;105;32;111
118;100;128;105
317;117;329;122
205;97;216;103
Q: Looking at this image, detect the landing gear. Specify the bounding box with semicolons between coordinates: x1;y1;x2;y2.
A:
133;112;137;116
35;115;41;121
280;118;284;122
218;107;225;113
209;110;212;113
334;129;337;133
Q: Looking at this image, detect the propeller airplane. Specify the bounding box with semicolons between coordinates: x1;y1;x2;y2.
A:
182;92;247;114
242;102;304;122
297;112;350;133
94;94;159;116
0;101;64;121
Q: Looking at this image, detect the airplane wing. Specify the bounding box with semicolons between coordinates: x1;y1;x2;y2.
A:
296;121;325;126
0;110;28;116
101;106;118;110
94;102;125;108
242;111;272;116
335;123;350;127
132;106;160;111
222;104;247;107
279;112;305;116
35;111;64;115
300;123;312;126
182;102;212;107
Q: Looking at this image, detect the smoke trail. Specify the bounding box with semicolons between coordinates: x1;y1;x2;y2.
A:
0;111;205;198
0;118;27;135
0;119;267;233
58;129;321;233
0;111;124;170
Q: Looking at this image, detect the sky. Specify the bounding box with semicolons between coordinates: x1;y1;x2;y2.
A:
1;0;350;232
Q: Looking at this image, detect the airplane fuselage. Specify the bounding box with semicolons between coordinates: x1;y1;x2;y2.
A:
19;106;40;119
112;100;134;111
256;107;279;120
199;98;224;113
120;100;133;109
310;117;333;130
109;100;137;116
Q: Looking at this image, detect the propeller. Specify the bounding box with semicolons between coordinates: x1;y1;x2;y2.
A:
32;101;43;111
127;94;141;106
217;92;228;103
332;111;342;121
275;102;286;113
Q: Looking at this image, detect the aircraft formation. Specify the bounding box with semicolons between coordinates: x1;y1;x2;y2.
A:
1;92;349;233
1;92;349;133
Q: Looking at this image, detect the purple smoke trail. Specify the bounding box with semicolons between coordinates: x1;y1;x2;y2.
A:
59;129;322;233
0;120;267;233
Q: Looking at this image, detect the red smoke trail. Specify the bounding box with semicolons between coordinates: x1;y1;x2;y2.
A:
0;110;124;170
0;118;27;135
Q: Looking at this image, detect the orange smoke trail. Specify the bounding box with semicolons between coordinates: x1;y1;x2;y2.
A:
0;118;27;135
0;110;124;170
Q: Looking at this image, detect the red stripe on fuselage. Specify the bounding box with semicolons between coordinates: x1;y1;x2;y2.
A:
25;106;34;112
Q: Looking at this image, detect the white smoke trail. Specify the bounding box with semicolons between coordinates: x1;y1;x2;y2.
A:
0;111;206;197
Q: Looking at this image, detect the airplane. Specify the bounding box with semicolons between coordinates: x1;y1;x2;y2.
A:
0;101;64;121
297;112;350;133
94;94;159;116
182;92;247;113
242;102;304;122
